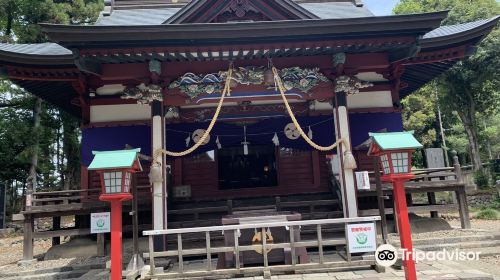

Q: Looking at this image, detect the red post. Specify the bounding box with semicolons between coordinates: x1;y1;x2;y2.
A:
100;193;131;280
392;179;417;280
111;200;123;280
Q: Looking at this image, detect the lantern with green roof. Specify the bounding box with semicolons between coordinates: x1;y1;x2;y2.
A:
367;131;422;181
88;149;142;200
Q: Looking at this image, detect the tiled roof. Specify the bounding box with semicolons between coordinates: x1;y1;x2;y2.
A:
0;42;71;56
300;2;373;19
113;0;190;9
424;16;500;39
96;0;371;25
96;8;180;25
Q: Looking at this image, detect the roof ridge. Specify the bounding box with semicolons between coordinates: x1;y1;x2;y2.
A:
105;0;363;13
294;0;363;7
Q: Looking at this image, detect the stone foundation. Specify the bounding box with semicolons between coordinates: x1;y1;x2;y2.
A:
467;191;496;208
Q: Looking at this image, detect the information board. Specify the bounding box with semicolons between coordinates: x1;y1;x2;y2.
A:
91;212;110;234
347;222;377;253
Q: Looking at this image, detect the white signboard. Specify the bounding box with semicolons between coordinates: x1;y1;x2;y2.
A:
355;171;371;190
347;222;377;253
91;212;110;234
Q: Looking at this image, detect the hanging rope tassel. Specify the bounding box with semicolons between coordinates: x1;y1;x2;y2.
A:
272;67;357;170
307;126;313;140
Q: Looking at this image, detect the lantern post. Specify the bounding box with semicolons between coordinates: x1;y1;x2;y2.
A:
368;132;422;280
88;149;143;280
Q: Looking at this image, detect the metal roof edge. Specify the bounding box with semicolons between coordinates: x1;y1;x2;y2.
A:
41;11;448;45
421;16;500;50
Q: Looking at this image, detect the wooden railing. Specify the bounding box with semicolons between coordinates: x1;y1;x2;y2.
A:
142;216;380;279
30;188;101;207
28;185;152;208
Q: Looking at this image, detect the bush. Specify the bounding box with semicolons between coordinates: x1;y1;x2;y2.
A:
491;198;500;210
475;208;500;220
474;170;490;189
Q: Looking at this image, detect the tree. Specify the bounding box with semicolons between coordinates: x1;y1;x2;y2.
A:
394;0;500;171
0;0;102;204
401;83;438;148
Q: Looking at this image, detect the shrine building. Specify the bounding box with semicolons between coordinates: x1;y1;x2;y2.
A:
0;0;498;277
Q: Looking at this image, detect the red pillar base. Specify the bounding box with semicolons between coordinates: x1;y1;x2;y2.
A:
100;194;132;280
393;179;417;280
111;200;123;280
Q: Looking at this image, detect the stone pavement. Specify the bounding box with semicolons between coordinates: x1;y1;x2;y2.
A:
227;260;495;280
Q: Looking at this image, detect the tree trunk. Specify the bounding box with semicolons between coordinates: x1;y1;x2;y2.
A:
26;98;42;209
61;111;80;190
5;1;14;37
457;110;482;172
56;121;64;190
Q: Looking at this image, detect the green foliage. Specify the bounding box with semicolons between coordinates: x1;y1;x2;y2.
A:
474;170;490;189
395;0;500;171
475;208;500;220
394;0;499;25
0;0;101;195
491;198;500;210
0;0;103;42
401;83;438;147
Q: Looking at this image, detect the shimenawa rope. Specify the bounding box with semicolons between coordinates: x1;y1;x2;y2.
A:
149;65;356;177
272;67;357;169
151;66;232;163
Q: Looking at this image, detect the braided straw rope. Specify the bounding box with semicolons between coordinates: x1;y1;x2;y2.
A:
272;67;350;152
151;66;233;161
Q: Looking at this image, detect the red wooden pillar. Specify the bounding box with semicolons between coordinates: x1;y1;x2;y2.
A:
110;200;123;280
393;179;417;280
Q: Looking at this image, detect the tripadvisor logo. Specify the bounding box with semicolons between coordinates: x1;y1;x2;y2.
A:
356;233;368;245
375;244;398;267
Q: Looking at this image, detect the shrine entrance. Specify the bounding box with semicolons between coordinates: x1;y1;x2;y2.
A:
218;145;278;190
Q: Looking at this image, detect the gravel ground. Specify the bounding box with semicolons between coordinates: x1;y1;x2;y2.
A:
0;233;108;275
455;256;500;279
388;228;490;241
448;217;500;232
483;255;500;266
0;256;108;273
0;235;52;266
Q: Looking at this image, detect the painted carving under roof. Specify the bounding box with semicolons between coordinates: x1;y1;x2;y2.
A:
168;66;329;99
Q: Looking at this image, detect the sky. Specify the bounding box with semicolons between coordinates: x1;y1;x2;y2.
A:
363;0;400;16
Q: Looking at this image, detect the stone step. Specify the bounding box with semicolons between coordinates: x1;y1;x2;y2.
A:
469;246;500;258
2;270;88;280
391;233;500;247
416;240;500;251
72;269;109;280
0;263;105;279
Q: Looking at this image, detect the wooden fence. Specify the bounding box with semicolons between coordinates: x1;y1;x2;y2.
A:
142;216;381;279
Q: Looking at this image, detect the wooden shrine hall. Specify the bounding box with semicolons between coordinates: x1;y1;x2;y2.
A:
1;0;498;277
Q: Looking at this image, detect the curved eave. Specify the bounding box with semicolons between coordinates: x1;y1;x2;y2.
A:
420;16;499;50
0;53;74;66
400;60;457;99
401;16;499;97
10;80;81;118
41;11;448;48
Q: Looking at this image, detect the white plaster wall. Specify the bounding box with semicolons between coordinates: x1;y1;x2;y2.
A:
90;104;150;123
347;91;393;109
355;72;388;82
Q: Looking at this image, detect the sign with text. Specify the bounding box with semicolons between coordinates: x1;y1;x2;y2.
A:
347;222;377;253
91;212;110;234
